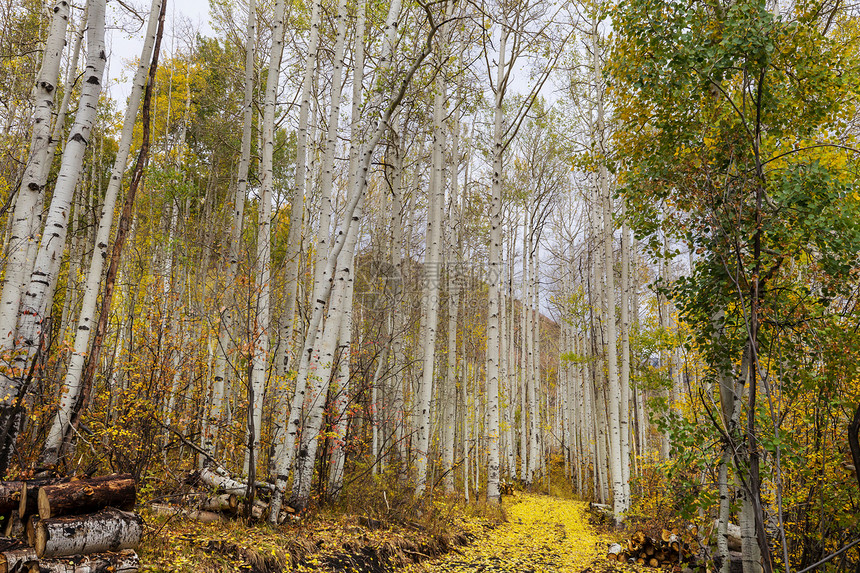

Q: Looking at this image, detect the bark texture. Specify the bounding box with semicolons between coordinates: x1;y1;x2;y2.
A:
35;509;143;558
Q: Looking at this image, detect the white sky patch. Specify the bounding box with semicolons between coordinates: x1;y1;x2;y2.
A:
105;0;212;101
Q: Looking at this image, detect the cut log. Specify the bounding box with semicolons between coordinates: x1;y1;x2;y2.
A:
210;466;275;492
2;515;22;539
19;479;72;519
606;543;623;561
183;493;237;513
23;549;139;573
0;546;38;573
26;516;39;547
276;505;296;525
0;484;26;516
150;504;223;523
35;509;142;559
237;499;268;520
38;475;135;520
196;468;248;496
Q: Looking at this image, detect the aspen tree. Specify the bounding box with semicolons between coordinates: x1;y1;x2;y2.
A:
441;103;461;493
208;0;255;462
327;277;355;499
0;0;70;354
245;0;288;477
0;0;106;475
269;1;444;519
526;225;538;483
591;15;626;521
268;0;321;471
289;0;350;507
336;0;367;479
620;210;631;497
415;32;449;496
38;0;165;469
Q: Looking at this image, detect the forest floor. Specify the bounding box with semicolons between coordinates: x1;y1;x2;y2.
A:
139;492;637;573
410;493;639;573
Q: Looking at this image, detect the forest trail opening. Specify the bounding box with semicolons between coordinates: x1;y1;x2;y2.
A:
409;493;630;573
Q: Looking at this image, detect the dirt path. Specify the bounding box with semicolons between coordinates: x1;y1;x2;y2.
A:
409;493;633;573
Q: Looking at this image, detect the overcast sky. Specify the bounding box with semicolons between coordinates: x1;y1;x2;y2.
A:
105;0;212;101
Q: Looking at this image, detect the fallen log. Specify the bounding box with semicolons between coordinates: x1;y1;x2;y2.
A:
0;546;37;573
189;468;274;497
196;468;248;496
23;549;139;573
210;467;274;492
184;493;237;513
587;502;615;524
37;475;135;520
237;499;268;520
150;504;223;523
35;509;142;559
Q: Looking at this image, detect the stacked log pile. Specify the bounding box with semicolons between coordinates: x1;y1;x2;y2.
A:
607;529;699;570
153;467;291;524
0;474;141;573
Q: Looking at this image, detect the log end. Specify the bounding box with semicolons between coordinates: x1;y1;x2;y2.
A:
17;485;26;519
25;516;39;548
34;523;46;558
37;489;50;521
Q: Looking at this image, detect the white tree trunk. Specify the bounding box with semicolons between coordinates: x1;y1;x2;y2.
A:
593;18;626;521
441;109;460;493
415;71;447;496
0;0;106;474
40;0;163;468
620;210;631;500
245;0;288;476
288;0;350;506
485;26;508;503
526;232;538;483
269;0;320;471
0;0;70;353
207;0;254;463
291;191;363;509
327;286;354;500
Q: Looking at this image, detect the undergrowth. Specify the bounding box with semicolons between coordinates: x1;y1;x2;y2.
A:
138;470;506;573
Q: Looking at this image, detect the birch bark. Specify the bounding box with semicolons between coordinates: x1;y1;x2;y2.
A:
486;26;508;503
414;70;446;497
245;0;288;476
208;0;254;461
0;0;70;353
0;0;106;475
39;0;165;468
269;0;438;518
